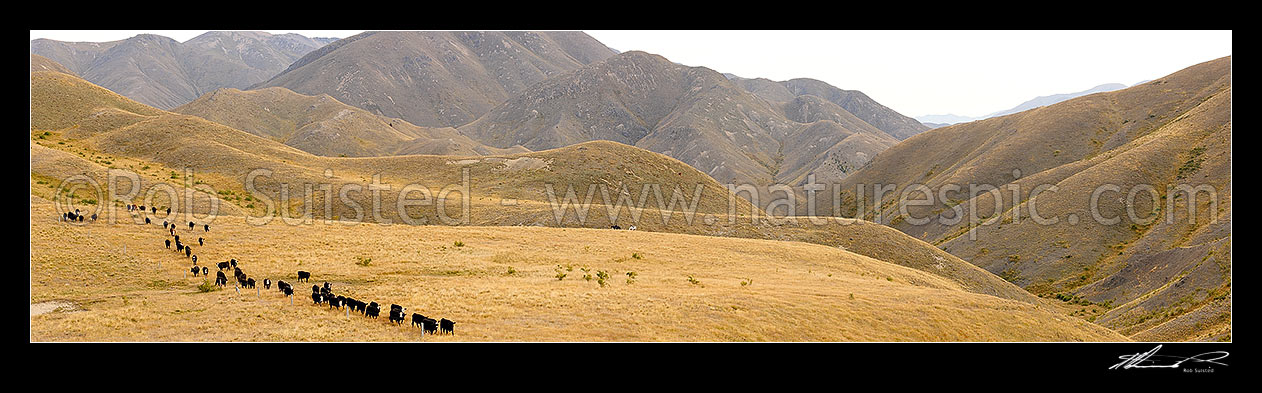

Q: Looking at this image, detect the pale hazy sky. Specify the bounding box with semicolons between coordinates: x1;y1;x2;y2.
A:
31;30;1231;118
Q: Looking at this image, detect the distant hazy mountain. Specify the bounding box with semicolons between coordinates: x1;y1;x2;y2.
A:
30;31;333;109
252;31;619;129
916;83;1130;126
988;83;1128;118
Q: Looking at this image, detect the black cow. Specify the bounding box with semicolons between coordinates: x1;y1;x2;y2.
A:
311;285;321;294
189;221;195;230
198;237;204;246
297;271;310;282
234;267;243;278
366;302;380;319
163;221;168;229
422;318;438;335
152;206;157;214
411;313;427;328
215;271;227;287
176;243;184;253
230;259;238;269
283;286;293;297
311;292;323;305
277;280;290;293
238;275;249;288
185;246;192;258
191;255;198;264
263;278;272;290
329;296;343;310
323;282;332;292
174;235;180;243
204;224;209;232
440;318;455;335
217;261;230;270
165;239;171;249
611;225;621;229
191;266;201;276
145;217;151;224
202;267;209;276
166;207;171;215
345;298;363;314
389;309;406;325
245;277;256;289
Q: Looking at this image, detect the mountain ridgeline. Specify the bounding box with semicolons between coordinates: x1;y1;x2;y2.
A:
457;51;905;192
252;31;619;129
31;31;336;110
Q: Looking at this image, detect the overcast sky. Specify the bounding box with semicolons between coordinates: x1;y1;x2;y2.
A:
31;30;1231;118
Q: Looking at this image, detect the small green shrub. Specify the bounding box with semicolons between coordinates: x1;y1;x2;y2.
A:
197;280;218;293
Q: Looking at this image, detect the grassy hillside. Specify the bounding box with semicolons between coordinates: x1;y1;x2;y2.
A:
173;87;521;157
29;200;1124;342
831;56;1232;341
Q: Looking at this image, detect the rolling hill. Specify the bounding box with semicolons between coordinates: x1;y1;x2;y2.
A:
173;87;523;157
30;31;334;109
832;56;1232;341
251;31;618;128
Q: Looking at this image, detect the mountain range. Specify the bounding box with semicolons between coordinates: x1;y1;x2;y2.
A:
31;31;337;110
916;83;1131;127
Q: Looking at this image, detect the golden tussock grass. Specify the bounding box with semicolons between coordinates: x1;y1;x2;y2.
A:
30;201;1125;342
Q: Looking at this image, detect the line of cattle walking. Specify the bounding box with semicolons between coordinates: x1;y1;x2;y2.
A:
140;213;456;337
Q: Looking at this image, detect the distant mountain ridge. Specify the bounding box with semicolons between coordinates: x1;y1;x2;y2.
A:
917;83;1131;127
30;31;334;109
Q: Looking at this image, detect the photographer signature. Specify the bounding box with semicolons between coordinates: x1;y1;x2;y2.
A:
1109;345;1229;370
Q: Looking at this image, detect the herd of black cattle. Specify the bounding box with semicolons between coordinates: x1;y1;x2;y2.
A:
70;204;456;337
